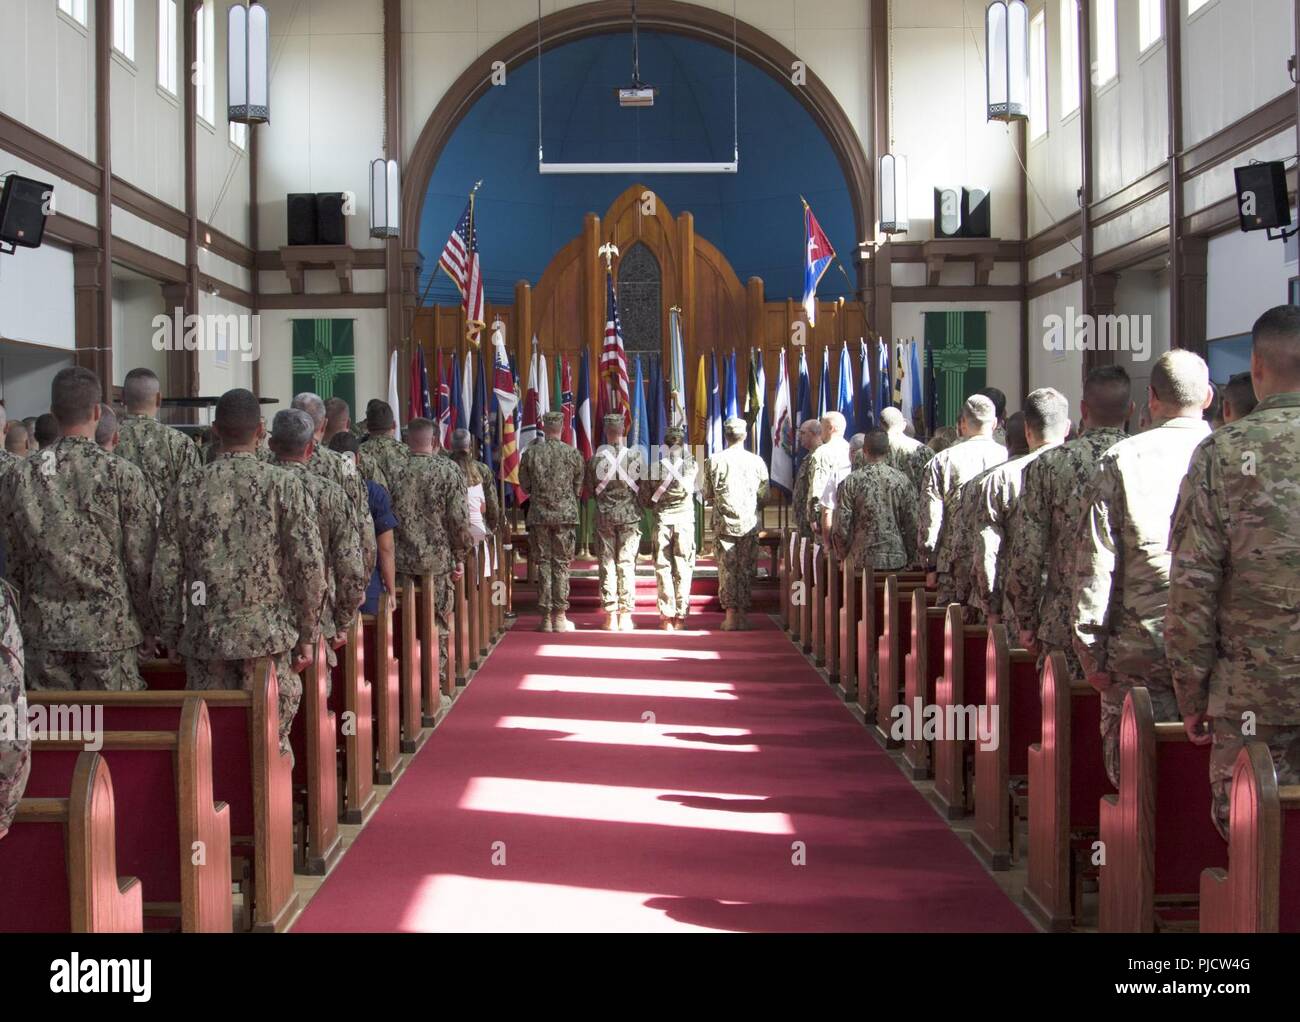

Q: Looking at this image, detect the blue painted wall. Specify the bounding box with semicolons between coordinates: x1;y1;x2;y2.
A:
417;31;858;307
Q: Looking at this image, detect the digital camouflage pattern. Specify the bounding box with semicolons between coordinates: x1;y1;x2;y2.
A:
520;438;585;613
805;435;851;529
918;435;1007;581
969;446;1058;632
1071;416;1210;785
391;452;471;578
274;459;367;642
114;414;202;504
587;443;646;615
357;433;410;493
1165;392;1300;833
939;465;1001;614
0;580;29;835
308;444;377;580
830;462;917;571
186;649;302;759
150;452;326;659
885;432;935;496
1004;426;1128;681
0;449;21;579
476;461;501;533
3;438;157;687
643;446;698;619
703;444;769;612
791;454;817;538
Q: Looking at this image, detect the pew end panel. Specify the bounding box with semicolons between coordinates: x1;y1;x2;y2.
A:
932;616;991;820
333;615;377;824
362;593;404;785
290;639;342;877
902;592;945;780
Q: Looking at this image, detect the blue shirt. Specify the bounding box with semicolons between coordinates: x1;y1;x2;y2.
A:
362;479;399;615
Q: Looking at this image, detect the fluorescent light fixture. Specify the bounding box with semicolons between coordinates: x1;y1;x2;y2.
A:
539;160;738;175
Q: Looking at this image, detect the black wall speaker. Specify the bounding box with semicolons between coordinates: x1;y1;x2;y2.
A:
287;192;318;246
1234;162;1291;232
961;187;991;238
0;174;53;250
934;187;963;238
316;192;346;246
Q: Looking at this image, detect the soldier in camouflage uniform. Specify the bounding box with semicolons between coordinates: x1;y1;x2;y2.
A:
1005;366;1133;683
1167;306;1300;838
1072;350;1213;787
805;411;851;538
293;392;378;580
358;399;410;493
831;429;917;571
519;411;584;633
115;368;202;504
642;424;698;630
151;389;326;757
971;395;1070;633
791;420;822;539
270;410;367;657
0;579;29;840
3;369;157;690
391;418;471;688
702;417;769;631
978;387;1009;448
918;394;1007;603
880;406;935;496
586;413;646;632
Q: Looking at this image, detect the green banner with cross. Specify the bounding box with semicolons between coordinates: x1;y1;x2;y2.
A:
291;319;356;414
924;311;988;429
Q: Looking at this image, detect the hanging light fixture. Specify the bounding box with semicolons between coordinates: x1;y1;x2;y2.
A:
369;158;400;239
228;3;270;124
879;153;909;235
986;0;1029;122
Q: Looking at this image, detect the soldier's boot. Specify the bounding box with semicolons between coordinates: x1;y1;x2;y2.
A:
552;612;575;633
536;612;554;633
721;610;737;631
619;612;635;632
659;615;675;631
736;612;752;631
675;615;688;631
603;612;619;631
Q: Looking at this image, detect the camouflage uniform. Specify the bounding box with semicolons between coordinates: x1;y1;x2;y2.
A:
702;442;769;612
969;446;1059;634
3;438;157;691
391;451;471;687
150;452;326;756
308;444;378;580
114;413;202;503
358;433;410;493
1166;393;1300;838
477;461;501;533
0;579;29;835
273;458;367;646
885;432;935;496
791;452;817;538
0;449;19;579
1072;416;1211;786
1004;427;1128;684
519;432;584;616
918;435;1007;602
830;462;917;571
805;435;851;531
641;438;698;620
585;432;646;615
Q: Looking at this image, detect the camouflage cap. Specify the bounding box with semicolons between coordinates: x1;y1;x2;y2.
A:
603;413;625;430
664;425;685;443
723;416;747;440
541;410;564;428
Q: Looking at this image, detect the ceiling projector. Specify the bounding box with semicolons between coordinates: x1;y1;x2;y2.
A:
617;86;656;107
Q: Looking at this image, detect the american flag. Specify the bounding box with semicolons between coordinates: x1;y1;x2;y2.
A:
438;196;485;335
600;272;631;429
560;355;575;447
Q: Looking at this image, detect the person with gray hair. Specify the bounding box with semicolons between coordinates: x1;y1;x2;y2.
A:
94;403;119;452
702;416;769;631
806;410;851;537
917;392;1007;600
969;389;1070;631
270;408;367;661
1072;348;1212;787
880;405;935;496
847;432;866;468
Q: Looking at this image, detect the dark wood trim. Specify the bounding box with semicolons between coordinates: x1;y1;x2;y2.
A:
112;238;186;283
249;121;260;393
1179;90;1295;180
1028;265;1083;301
1026;212;1082;260
256;292;387;311
1167;0;1185;352
112;176;188;237
197;274;255;310
889;240;1021;263
257;247;386;271
0;111;100;193
1079;0;1098;374
177;0;199;412
869;0;889;374
1089;164;1169;226
46;213;100;249
401;0;873;250
94;0;113;397
1091;226;1170;275
891;285;1024;304
384;0;404;363
1018;118;1029;400
199;222;256;269
1184;169;1298;238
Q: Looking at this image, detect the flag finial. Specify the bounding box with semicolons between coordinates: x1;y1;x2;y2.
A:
598;241;620;271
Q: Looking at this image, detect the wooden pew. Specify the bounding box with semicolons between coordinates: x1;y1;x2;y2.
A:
866;573;932;735
1023;651;1109;932
362;592;404;785
902;591;947;779
812;543;826;666
855;565;875;716
837;563;859;703
29;661;296;932
825;551;841;685
779;529;791;631
414;575;440;727
394;577;427;754
331;615;376;824
27;698;233;931
788;533;804;637
476;541;491;663
931;611;990;818
1098;686;1227;932
454;565;470;688
290;638;341;876
800;538;814;653
971;624;1041;870
1;752;143;932
1200;742;1300;932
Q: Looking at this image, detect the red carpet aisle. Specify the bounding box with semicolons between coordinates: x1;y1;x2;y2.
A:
294;611;1033;932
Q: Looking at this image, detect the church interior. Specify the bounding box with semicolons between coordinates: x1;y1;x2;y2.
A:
1;0;1298;971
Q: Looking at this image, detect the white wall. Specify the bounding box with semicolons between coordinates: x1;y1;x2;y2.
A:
1027;279;1084;412
111;275;168;386
1113;267;1169;406
0;240;77;349
0;0;97;160
1206;226;1298;341
0;341;74;420
253;307;386;422
1026;0;1083;237
892;300;1022;415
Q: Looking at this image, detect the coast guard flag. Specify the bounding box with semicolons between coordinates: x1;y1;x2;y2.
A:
836;340;854;422
801;198;836;327
794;347;811;474
770;349;794;494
